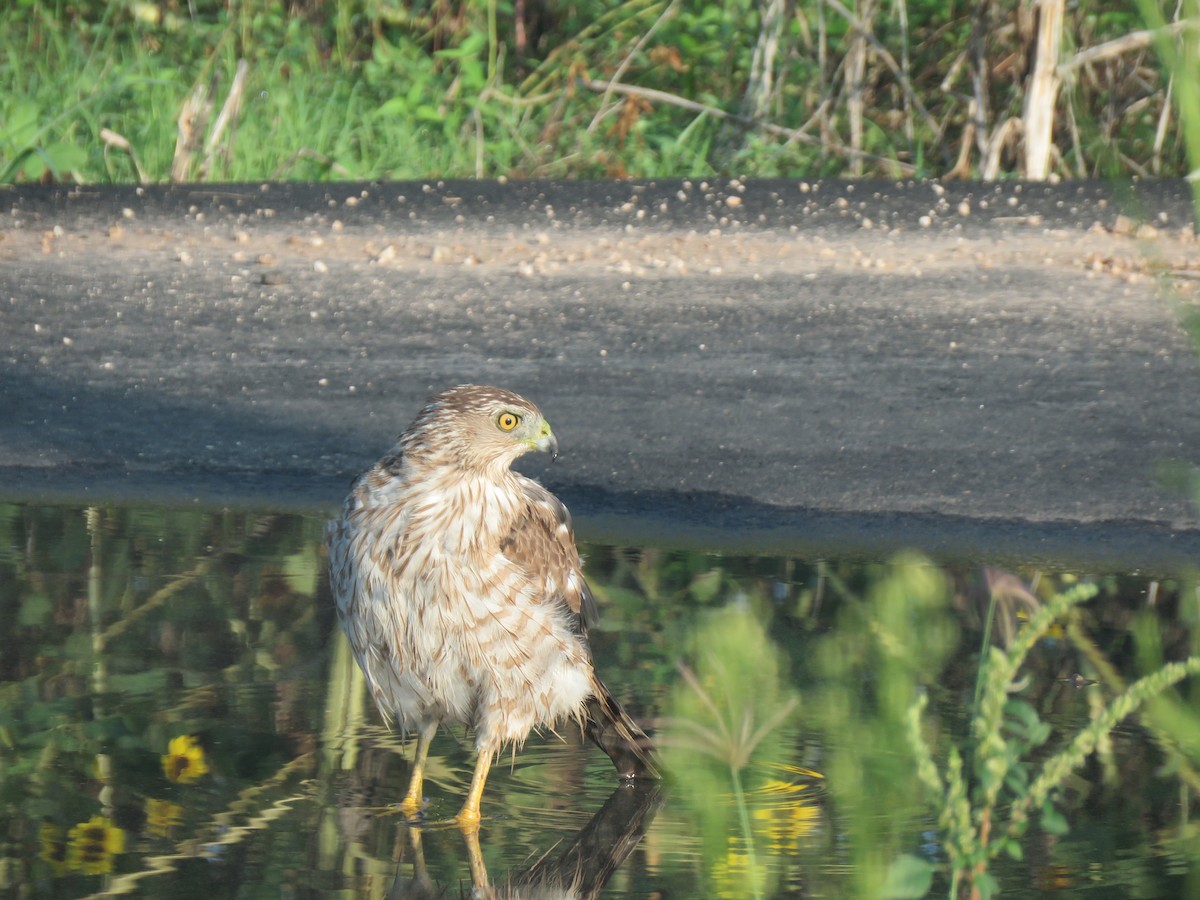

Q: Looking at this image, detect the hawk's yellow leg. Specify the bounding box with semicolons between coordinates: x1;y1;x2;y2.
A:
399;721;438;815
455;751;493;830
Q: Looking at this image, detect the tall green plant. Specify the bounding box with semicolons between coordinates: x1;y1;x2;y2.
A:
1135;0;1200;217
907;579;1200;899
662;601;801;899
813;552;957;898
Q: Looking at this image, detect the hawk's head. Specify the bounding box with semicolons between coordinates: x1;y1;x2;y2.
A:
401;384;558;473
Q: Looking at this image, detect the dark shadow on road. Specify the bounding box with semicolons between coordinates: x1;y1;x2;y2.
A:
3;358;1197;573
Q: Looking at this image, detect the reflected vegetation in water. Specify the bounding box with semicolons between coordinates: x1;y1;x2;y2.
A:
2;502;1200;897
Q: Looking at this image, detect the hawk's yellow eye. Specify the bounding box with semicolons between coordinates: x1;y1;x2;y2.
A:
497;412;521;432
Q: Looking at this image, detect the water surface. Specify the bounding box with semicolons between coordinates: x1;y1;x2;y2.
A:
2;502;1197;897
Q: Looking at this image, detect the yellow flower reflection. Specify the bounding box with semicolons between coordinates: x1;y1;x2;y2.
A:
39;822;69;876
711;842;760;899
162;734;210;783
752;795;821;851
67;815;126;875
705;763;824;897
748;763;823;852
145;798;184;837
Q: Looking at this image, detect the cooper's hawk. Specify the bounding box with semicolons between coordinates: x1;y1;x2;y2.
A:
326;385;657;826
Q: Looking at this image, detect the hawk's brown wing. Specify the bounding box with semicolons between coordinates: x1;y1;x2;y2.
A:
500;478;599;630
500;477;658;779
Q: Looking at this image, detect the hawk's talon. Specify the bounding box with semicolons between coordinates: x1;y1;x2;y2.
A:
397;796;425;817
454;807;483;832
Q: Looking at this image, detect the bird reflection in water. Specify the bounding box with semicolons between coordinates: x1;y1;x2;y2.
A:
384;781;663;899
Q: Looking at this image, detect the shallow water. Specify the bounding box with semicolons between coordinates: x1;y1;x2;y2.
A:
2;502;1198;898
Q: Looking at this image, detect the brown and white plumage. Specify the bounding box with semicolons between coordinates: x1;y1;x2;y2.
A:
325;384;656;826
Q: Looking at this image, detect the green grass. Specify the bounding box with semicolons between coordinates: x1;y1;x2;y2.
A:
0;0;1195;185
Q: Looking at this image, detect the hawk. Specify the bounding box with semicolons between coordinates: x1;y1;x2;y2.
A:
326;384;657;826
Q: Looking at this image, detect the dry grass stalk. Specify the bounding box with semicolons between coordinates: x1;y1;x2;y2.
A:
744;0;788;121
824;0;943;163
1064;90;1087;177
171;79;212;183
577;76;917;172
1153;76;1174;174
201;59;250;179
815;0;831;147
945;101;977;180
843;0;877;176
99;127;147;184
895;0;913;145
969;1;993;166
588;0;680;135
1058;16;1200;74
1023;0;1065;180
982;115;1021;180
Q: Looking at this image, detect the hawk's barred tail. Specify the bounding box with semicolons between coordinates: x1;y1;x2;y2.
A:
584;677;660;780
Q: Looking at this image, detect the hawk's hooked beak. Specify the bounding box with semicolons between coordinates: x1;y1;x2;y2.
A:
534;421;559;461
